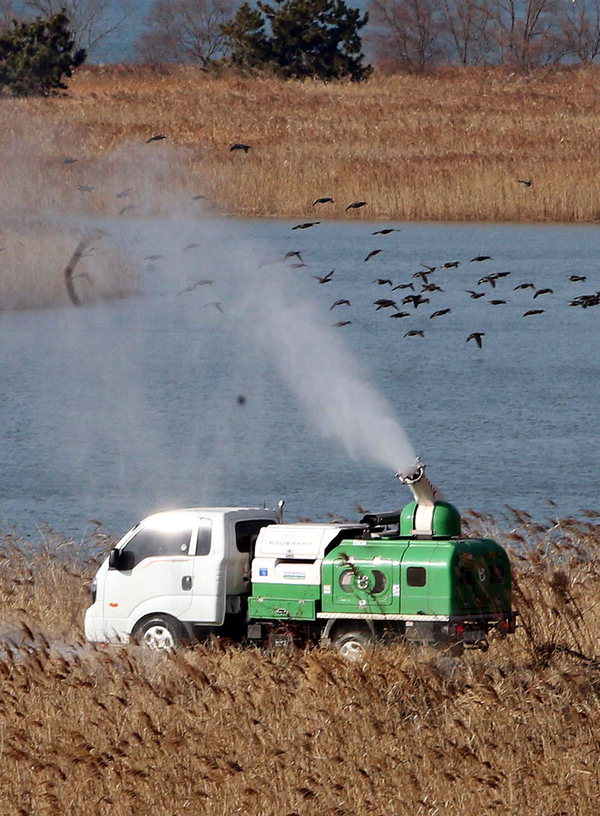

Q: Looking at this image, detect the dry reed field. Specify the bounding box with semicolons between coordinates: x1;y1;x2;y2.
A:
1;511;599;815
4;65;600;223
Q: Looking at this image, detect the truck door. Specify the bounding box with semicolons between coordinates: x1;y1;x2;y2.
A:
103;518;197;639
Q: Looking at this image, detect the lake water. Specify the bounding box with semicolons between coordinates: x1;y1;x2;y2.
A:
1;216;598;541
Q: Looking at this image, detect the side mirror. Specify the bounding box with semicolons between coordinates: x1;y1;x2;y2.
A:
108;548;122;570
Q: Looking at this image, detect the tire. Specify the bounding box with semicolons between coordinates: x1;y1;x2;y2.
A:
133;615;187;651
331;625;374;661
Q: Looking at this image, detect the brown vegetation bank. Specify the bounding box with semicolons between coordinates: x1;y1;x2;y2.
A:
6;64;600;222
0;511;599;814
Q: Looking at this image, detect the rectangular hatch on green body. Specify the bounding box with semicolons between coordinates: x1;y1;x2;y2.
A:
248;582;320;620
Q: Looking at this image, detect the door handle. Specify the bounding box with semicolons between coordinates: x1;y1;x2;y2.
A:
182;575;193;591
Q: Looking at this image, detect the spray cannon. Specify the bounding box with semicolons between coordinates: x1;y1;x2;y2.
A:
395;458;461;538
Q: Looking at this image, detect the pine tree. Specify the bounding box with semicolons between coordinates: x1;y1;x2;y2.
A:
222;0;371;80
0;11;86;96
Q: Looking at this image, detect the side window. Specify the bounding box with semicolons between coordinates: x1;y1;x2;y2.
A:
196;518;212;556
123;526;193;568
407;566;427;587
235;519;273;554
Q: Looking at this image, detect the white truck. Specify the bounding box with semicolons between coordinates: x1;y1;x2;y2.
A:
84;506;281;648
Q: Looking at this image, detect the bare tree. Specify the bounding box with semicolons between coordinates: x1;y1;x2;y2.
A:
23;0;131;57
369;0;448;72
441;0;496;64
489;0;568;70
135;0;236;66
558;0;600;62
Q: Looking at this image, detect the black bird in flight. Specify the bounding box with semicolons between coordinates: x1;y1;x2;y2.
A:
569;275;586;282
116;188;133;198
183;243;201;251
178;279;214;295
514;282;536;290
470;255;492;262
404;329;424;338
422;283;444;293
334;320;351;327
466;290;485;299
478;275;497;288
203;301;224;313
77;184;94;192
330;299;351;310
403;294;430;308
488;299;507;305
62;156;78;164
284;251;303;261
421;264;437;274
413;270;430;282
63;238;93;306
345;201;367;211
314;270;334;284
364;249;382;262
230;143;250;152
392;282;414;291
312;197;334;205
119;204;136;216
430;308;451;319
517;179;532;187
373;278;393;286
467;332;485;348
523;309;545;316
372;228;400;235
441;261;460;268
390;311;410;319
374;299;397;310
533;288;553;298
292;222;320;230
146;134;166;143
289;262;307;269
192;194;208;201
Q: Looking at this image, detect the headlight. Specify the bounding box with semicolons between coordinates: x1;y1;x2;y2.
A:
90;578;97;604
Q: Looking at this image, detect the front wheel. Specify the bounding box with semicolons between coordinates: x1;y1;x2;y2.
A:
133;615;187;651
331;626;374;661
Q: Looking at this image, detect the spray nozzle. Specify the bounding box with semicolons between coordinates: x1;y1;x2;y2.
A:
395;457;425;484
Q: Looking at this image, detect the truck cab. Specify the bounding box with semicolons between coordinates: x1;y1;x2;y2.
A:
84;507;279;647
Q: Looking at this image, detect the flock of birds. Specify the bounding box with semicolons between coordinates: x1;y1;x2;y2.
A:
57;143;599;351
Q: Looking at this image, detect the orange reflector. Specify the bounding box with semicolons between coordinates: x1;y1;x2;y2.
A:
109;602;119;608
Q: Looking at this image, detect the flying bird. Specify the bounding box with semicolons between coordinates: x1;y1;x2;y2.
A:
292;222;320;230
402;294;429;308
314;270;334;284
312;197;334;205
421;283;444;292
372;228;400;235
203;301;224;313
467;332;485;348
63;238;93;306
478;275;497;288
516;179;532;187
413;271;430;282
62;156;77;164
523;309;545;316
421;264;437;274
333;321;351;327
345;201;367;211
178;280;214;295
466;290;485;299
470;255;492;262
533;288;553;298
289;262;307;269
364;249;382;262
330;299;351;310
119;204;136;216
430;308;451;319
390;311;410;319
488;299;507;305
146;134;166;143
373;278;393;286
514;282;536;290
192;194;208;201
116;188;133;198
569;275;586;282
404;330;424;338
230;143;250;152
374;299;397;310
392;282;414;291
183;243;201;251
441;261;460;268
284;251;303;261
77;185;94;192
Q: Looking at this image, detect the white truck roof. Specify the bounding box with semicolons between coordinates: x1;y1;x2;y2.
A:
255;523;364;561
137;507;279;529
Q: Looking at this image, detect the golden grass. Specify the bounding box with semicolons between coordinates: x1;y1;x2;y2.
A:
4;64;600;222
1;512;600;815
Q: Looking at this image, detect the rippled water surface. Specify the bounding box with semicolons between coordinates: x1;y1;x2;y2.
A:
2;218;598;540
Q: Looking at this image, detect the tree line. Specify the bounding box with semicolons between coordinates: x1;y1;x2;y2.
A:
1;0;600;95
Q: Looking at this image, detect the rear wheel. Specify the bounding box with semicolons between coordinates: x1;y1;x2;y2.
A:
133;615;187;650
331;625;374;661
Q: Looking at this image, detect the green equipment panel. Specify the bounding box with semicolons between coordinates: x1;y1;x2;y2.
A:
248;582;319;620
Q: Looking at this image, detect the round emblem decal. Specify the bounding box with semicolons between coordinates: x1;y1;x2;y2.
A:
477;566;488;583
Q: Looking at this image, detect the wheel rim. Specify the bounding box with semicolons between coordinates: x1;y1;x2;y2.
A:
338;638;366;661
142;624;175;650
